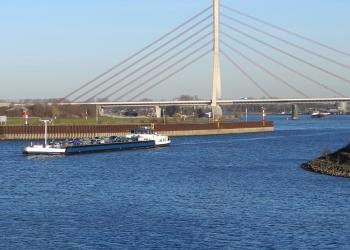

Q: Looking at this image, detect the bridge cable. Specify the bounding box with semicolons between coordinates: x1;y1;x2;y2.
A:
221;4;350;58
222;22;350;86
221;31;345;97
88;25;212;101
61;5;212;102
221;40;308;98
221;13;350;70
72;15;212;102
221;50;272;98
116;41;211;101
103;32;212;100
128;50;211;101
112;43;212;101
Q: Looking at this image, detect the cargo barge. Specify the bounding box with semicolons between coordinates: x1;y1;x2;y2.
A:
23;123;171;155
24;137;157;155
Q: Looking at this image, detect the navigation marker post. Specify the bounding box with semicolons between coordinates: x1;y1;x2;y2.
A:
23;111;29;125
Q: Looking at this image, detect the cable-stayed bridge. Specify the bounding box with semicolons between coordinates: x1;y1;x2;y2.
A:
67;98;350;107
60;0;350;118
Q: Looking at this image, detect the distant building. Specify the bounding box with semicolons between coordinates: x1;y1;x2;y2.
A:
0;116;7;124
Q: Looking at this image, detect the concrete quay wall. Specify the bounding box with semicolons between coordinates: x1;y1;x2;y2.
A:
162;127;273;136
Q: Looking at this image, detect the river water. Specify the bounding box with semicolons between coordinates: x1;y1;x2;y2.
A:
0;115;350;249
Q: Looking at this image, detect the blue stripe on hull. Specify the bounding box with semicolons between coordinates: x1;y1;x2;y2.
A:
65;140;155;154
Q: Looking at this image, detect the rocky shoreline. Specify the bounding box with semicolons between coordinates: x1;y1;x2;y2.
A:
302;144;350;178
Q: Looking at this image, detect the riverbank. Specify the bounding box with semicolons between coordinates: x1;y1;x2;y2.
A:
302;144;350;178
0;121;273;140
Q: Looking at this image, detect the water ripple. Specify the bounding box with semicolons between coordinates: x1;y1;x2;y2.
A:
1;116;350;249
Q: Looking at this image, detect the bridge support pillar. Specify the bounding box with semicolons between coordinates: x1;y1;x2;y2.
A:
211;105;223;121
291;104;299;120
338;102;348;114
211;0;222;120
155;106;162;118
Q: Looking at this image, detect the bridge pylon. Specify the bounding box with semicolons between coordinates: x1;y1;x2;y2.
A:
211;0;223;119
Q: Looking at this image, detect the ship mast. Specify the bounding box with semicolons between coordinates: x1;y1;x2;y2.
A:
41;120;50;147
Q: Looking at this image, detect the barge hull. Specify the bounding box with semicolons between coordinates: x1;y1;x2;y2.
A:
65;140;156;154
23;140;156;155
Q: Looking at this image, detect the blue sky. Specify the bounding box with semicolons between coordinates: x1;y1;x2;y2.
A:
1;0;350;100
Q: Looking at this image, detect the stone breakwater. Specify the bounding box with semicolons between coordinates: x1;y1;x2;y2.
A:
302;144;350;178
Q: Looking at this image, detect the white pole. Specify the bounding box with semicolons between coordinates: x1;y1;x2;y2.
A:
96;105;99;124
262;108;265;121
262;107;266;127
45;121;47;146
42;120;49;147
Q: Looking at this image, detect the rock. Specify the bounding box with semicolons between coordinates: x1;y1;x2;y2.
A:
302;144;350;178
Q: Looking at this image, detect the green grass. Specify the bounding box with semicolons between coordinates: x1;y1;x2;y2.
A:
53;117;161;125
5;117;41;126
